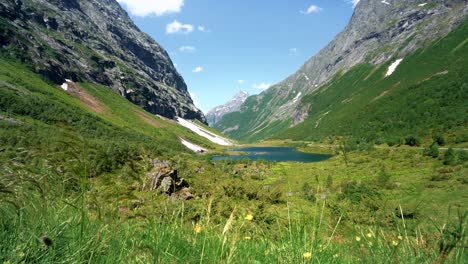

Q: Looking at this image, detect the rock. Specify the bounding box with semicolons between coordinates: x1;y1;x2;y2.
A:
145;160;190;196
170;187;194;201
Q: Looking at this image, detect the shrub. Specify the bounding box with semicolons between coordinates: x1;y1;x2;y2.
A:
405;135;421;146
424;143;439;158
443;148;457;165
433;133;446;146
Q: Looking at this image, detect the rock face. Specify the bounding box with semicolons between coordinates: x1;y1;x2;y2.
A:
215;0;467;140
0;0;206;123
206;90;249;126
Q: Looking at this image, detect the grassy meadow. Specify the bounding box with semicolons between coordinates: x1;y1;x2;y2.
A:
1;134;466;263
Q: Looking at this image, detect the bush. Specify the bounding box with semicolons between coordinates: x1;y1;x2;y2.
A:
443;148;457;165
433;133;446;146
339;181;380;203
405;135;421;146
458;150;468;163
423;143;439;158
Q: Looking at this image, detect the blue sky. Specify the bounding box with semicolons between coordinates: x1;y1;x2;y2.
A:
117;0;359;113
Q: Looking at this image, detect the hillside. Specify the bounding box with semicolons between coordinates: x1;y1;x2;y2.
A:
0;0;205;122
215;0;467;143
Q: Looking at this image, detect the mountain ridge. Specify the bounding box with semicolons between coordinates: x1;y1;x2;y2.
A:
206;90;249;126
0;0;206;123
215;0;467;141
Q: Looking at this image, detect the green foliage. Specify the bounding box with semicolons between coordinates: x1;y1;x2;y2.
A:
424;143;440;158
326;175;334;188
443;148;457;165
433;133;446;146
377;165;390;185
405;135;421;147
339;181;381;203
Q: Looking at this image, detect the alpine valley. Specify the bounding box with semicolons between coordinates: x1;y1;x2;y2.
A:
0;0;467;263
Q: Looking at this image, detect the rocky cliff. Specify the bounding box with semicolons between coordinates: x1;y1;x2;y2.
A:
0;0;206;122
215;0;467;140
206;90;248;126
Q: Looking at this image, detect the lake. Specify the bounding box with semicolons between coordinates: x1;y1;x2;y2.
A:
212;146;332;163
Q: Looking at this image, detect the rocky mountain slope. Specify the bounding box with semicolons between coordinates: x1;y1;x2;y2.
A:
0;0;206;122
206;90;248;126
215;0;467;141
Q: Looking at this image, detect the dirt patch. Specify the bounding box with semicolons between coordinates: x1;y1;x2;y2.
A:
372;81;400;102
65;82;104;113
135;109;164;127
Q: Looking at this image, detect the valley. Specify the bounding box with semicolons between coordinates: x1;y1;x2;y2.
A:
1;0;467;263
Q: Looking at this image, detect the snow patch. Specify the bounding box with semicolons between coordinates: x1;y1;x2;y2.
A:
293;92;302;103
381;0;390;5
304;74;310;81
60;79;73;91
60;83;68;91
179;138;207;153
418;3;427;7
177;117;233;146
385;58;403;77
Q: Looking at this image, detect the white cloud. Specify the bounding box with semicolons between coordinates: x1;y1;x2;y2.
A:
198;26;210;32
289;48;298;54
301;5;323;14
253;83;271;90
166;20;194;34
347;0;361;7
192;66;203;73
117;0;184;17
179;46;196;53
238;80;245;84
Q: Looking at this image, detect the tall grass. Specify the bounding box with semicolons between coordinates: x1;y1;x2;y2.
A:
1;154;465;263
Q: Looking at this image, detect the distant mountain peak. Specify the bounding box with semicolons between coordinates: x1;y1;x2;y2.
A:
206;90;249;126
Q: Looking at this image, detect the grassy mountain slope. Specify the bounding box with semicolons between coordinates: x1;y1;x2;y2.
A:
0;59;219;178
279;20;467;145
218;19;467;145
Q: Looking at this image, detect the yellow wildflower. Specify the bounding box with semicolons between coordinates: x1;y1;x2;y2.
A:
303;252;312;260
244;236;252;240
245;214;254;221
367;241;373;246
333;254;340;258
397;235;403;240
392;240;399;246
366;232;373;238
355;236;361;242
194;223;202;234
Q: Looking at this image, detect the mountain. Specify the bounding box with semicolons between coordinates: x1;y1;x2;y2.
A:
205;90;249;126
0;0;206;123
215;0;468;143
